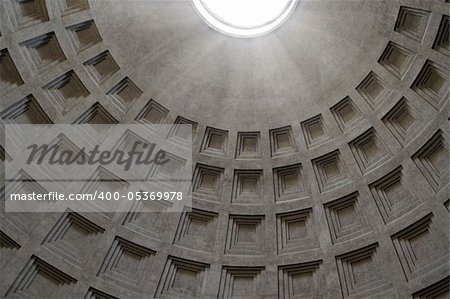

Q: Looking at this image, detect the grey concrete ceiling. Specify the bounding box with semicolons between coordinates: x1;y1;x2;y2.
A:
91;0;395;129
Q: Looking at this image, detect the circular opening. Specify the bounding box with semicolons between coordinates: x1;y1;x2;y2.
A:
192;0;298;38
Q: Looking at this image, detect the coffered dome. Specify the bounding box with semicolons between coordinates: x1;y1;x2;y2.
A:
0;0;448;298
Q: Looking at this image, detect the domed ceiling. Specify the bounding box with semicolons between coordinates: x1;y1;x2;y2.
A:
0;0;449;298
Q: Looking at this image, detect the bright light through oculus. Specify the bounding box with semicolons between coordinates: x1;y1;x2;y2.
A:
192;0;298;38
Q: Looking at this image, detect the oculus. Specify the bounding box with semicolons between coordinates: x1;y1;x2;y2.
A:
192;0;298;37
